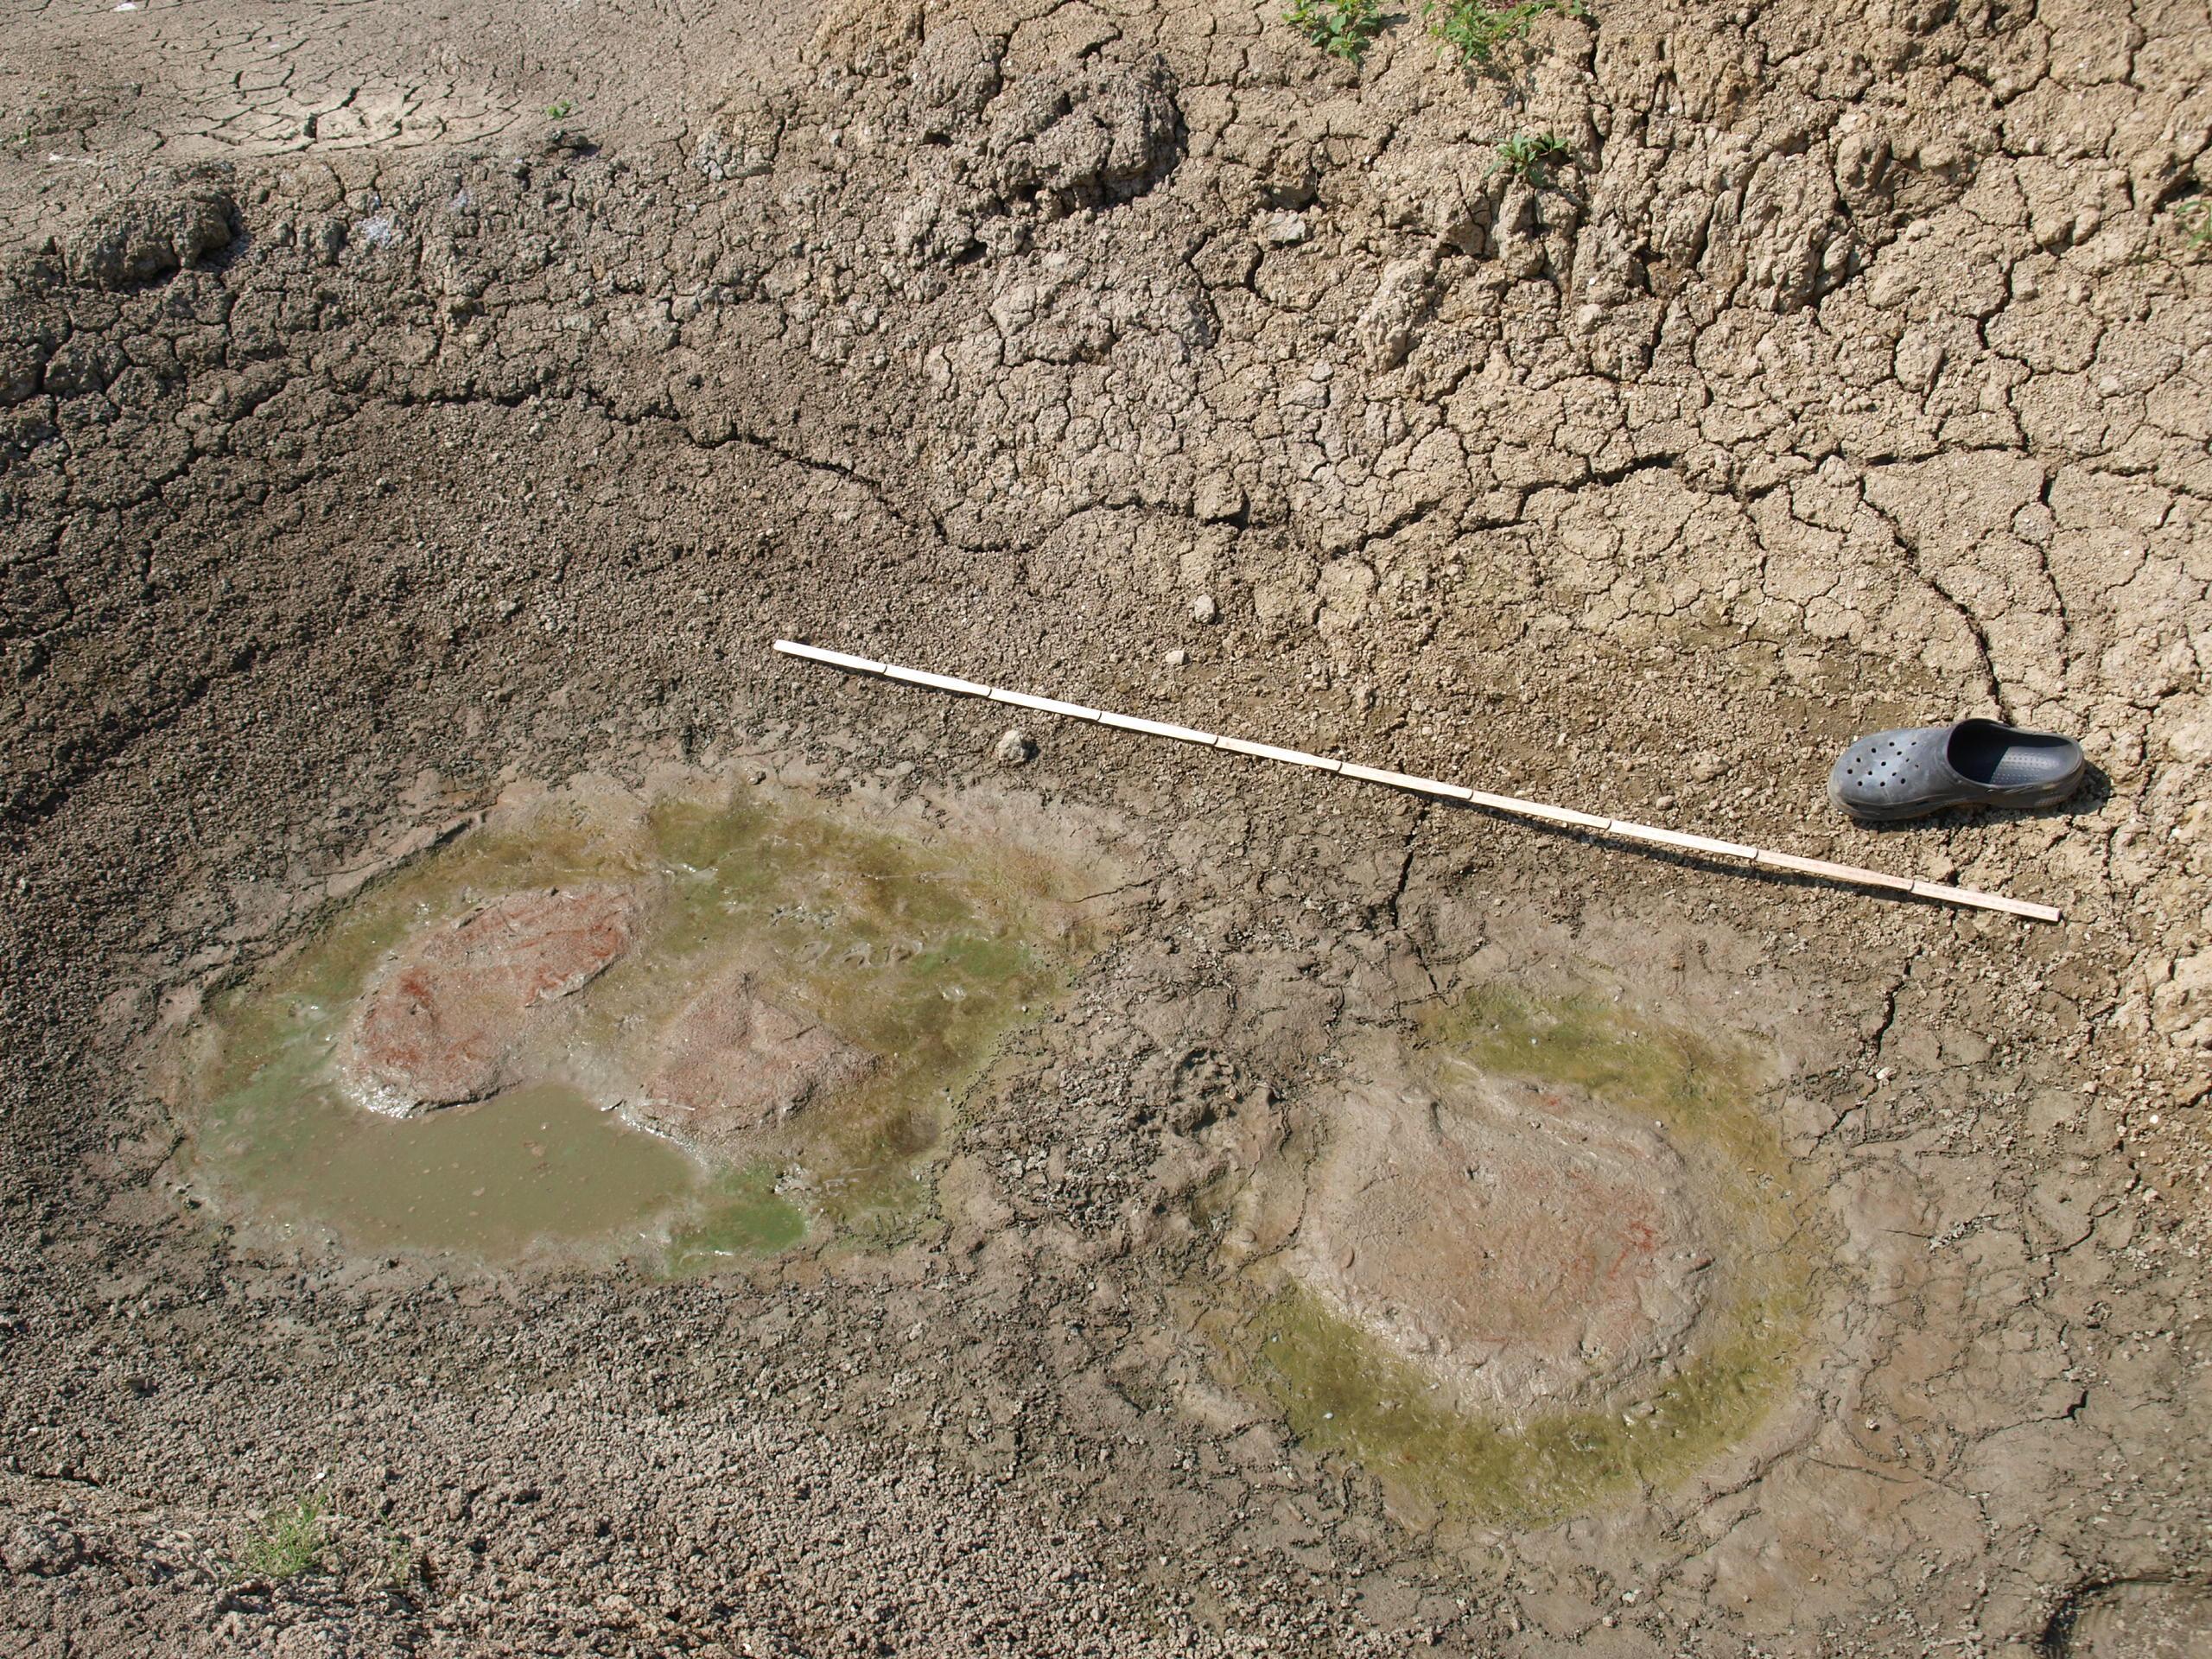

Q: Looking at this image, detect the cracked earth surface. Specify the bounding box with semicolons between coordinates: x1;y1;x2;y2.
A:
2;0;2210;1651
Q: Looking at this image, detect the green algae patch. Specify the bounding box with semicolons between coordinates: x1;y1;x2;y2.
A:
664;1163;811;1274
607;789;1080;1247
179;777;1096;1270
1420;983;1783;1184
1206;984;1817;1527
1224;1271;1810;1528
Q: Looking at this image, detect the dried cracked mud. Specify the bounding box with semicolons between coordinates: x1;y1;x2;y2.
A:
2;0;2210;1650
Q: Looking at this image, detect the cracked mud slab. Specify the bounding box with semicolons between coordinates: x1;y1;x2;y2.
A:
2;0;2209;1649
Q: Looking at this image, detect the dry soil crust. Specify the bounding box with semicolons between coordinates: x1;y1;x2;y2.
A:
1;0;2209;1652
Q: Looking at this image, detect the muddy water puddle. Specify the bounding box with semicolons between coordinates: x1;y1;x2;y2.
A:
180;777;1091;1271
201;1081;701;1259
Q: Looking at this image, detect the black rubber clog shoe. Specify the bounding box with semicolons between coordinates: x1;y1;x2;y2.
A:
1827;719;2086;823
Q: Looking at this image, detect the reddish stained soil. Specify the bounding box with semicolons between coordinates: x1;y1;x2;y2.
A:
347;886;639;1111
629;966;874;1156
1291;1071;1711;1413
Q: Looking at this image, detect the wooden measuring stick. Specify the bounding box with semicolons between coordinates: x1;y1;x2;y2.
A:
771;640;2063;925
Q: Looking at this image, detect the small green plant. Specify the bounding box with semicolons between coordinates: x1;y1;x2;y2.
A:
2174;194;2212;252
236;1496;328;1582
1489;130;1573;184
374;1530;419;1591
545;99;574;120
1426;0;1584;70
1284;0;1387;61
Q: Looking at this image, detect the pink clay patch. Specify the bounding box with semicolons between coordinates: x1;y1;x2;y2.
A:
348;886;638;1112
627;967;872;1156
1294;1073;1710;1414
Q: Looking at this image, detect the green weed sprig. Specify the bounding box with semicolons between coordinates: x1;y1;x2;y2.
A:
1426;0;1584;70
1490;130;1573;184
2173;194;2212;253
1284;0;1387;62
236;1497;328;1582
